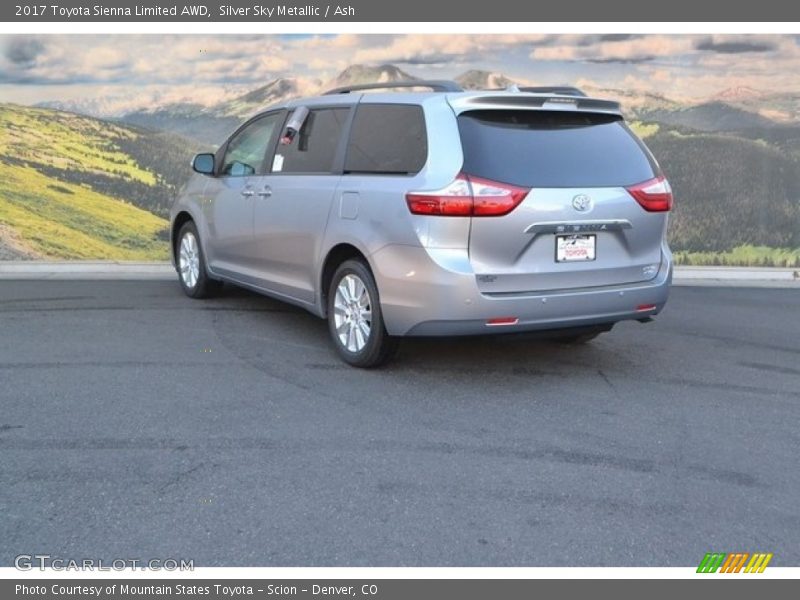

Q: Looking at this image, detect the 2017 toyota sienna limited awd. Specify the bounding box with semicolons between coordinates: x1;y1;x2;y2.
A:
170;81;673;367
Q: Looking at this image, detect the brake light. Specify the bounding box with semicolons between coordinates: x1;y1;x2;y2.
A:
406;173;529;217
626;175;673;212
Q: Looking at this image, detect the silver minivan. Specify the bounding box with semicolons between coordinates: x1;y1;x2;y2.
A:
170;81;672;367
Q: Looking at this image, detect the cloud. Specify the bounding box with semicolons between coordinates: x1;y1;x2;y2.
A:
4;36;45;65
352;34;551;65
531;36;695;63
0;35;292;86
651;69;672;82
585;56;656;64
296;34;360;49
3;33;800;111
598;34;640;43
696;39;775;54
82;48;131;71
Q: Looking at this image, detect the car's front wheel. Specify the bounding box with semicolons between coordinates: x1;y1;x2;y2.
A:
327;259;398;368
176;221;219;299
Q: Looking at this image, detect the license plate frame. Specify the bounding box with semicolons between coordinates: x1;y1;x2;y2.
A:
555;234;597;262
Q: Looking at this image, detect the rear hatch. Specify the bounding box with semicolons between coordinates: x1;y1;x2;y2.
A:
456;107;669;294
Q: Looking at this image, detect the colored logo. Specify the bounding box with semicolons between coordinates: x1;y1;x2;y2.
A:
697;552;773;573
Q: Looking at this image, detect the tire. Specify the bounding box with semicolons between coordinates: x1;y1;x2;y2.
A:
176;221;220;299
327;259;398;368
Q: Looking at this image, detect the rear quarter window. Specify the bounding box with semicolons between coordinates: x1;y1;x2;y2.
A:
345;104;427;174
457;110;656;188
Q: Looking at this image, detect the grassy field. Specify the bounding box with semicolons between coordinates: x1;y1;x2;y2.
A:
628;121;660;139
674;245;800;268
0;104;170;260
1;105;156;185
0;164;167;260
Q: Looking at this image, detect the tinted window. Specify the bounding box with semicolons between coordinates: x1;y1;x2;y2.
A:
345;104;427;174
457;110;656;187
221;112;282;177
274;108;348;174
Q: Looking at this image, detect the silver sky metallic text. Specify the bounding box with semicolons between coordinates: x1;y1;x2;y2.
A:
221;5;319;17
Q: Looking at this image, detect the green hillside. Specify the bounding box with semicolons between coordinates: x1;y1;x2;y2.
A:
646;127;800;256
0;104;196;260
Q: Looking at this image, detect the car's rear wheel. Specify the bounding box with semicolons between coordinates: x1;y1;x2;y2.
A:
176;221;219;299
327;259;398;368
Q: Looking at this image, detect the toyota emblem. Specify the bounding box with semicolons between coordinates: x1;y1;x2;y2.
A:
572;194;592;212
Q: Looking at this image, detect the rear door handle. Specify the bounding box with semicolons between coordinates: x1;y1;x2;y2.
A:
257;186;272;198
240;188;255;197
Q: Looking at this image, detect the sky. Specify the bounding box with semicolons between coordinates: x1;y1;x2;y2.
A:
1;34;800;112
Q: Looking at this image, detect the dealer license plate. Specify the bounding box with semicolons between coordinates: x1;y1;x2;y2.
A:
556;234;596;262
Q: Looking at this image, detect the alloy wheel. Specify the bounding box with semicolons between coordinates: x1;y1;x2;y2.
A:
333;274;372;352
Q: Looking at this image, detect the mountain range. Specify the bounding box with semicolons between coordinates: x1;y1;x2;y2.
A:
36;64;800;143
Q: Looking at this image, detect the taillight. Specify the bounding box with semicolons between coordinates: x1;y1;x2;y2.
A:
626;175;673;212
406;173;529;217
405;175;473;216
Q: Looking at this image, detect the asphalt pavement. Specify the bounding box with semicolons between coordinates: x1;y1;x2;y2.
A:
0;279;798;566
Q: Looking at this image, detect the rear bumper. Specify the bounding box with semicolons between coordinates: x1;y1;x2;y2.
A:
371;244;672;337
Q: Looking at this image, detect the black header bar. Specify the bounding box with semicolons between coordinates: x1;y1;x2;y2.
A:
2;0;800;22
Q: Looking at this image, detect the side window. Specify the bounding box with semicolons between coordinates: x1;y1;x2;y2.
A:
274;108;348;174
344;104;427;174
220;112;282;177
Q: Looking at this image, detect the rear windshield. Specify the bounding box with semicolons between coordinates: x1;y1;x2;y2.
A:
457;110;656;188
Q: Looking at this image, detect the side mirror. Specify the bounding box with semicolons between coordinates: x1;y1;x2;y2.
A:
192;153;215;175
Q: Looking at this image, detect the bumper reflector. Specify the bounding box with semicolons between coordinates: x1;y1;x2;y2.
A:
486;317;519;326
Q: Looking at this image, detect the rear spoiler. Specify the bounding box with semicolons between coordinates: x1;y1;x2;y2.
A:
449;93;622;117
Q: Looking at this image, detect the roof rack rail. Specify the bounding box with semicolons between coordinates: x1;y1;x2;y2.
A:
324;80;463;95
517;86;587;97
